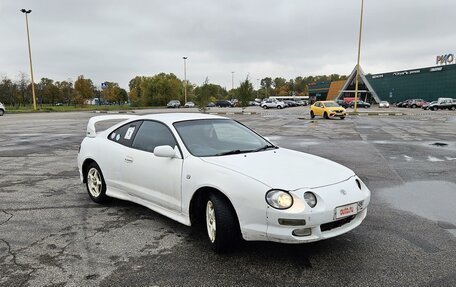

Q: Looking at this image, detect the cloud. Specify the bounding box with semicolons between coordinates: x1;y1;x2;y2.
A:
1;0;455;89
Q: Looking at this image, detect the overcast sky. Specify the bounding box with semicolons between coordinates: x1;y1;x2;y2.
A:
1;0;455;90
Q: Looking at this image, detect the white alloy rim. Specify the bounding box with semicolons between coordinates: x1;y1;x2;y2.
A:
206;200;216;243
87;168;102;197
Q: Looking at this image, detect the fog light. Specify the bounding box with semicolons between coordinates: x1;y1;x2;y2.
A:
292;228;312;237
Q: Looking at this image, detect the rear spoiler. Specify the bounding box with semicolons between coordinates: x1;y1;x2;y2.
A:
86;115;138;138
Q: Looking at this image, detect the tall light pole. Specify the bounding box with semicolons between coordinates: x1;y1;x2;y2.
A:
354;0;364;113
231;72;235;90
20;9;37;111
256;78;260;98
183;57;188;103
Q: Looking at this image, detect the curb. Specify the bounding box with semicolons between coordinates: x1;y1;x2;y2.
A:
349;112;406;116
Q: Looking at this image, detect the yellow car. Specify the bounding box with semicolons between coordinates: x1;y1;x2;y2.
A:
310;101;346;119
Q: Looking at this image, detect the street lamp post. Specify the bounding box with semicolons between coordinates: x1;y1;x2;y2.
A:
256;78;260;98
20;9;37;111
354;0;364;113
183;57;188;103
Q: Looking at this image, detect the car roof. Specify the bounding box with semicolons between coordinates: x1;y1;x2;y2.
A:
139;113;228;125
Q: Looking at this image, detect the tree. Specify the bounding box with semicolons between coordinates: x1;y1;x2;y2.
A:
55;80;74;105
38;78;61;105
17;72;30;107
237;77;254;111
260;77;273;98
194;78;211;112
0;76;17;106
74;75;94;105
128;73;182;106
128;76;145;106
101;82;126;104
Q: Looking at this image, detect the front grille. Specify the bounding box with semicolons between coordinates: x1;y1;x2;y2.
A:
320;215;355;232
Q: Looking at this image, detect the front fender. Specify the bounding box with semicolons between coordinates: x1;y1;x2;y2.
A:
182;156;270;241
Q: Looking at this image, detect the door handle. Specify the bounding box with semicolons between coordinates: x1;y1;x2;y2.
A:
124;156;134;163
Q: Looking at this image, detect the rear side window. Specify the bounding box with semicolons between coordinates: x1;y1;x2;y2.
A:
132;121;177;153
108;121;142;147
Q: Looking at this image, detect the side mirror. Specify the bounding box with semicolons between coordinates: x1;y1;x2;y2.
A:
153;145;176;158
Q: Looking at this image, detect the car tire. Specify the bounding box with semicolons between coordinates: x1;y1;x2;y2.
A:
205;193;239;253
277;105;283;109
310;111;315;119
262;105;268;109
432;106;438;111
450;106;455;111
411;104;417;108
0;109;4;116
340;116;345;120
323;112;329;119
85;162;109;204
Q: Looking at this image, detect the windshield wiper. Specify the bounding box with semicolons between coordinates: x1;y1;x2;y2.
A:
216;145;277;156
216;149;244;156
252;144;278;152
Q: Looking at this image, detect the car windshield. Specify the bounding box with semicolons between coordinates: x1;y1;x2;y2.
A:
324;102;339;107
174;119;275;157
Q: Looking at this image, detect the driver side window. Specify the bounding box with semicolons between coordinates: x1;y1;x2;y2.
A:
132;121;177;153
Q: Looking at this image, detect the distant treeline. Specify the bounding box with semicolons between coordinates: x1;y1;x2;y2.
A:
0;72;347;107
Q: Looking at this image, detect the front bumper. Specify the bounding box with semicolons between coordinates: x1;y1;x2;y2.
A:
265;177;370;243
328;111;346;118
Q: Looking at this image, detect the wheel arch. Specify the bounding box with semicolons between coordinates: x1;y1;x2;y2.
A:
189;186;240;229
81;158;97;183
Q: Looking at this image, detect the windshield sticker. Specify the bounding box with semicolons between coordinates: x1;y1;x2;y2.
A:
110;133;116;139
116;134;121;141
124;126;135;140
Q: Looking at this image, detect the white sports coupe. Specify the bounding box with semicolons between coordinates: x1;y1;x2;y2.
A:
77;113;371;252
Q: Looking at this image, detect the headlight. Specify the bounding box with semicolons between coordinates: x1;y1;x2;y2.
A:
304;192;317;208
265;189;293;209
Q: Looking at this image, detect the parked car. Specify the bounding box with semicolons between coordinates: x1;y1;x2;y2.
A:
184;101;195;108
310;101;347;119
261;99;286;109
336;99;349;108
406;99;427;108
0;102;5;116
295;100;306;106
427;98;456;110
248;101;260;106
207;102;216;107
396;100;412;108
422;101;436;110
167;100;181;108
284;100;298;107
78;113;371;252
379;101;390;108
215;100;233;107
349;100;371;108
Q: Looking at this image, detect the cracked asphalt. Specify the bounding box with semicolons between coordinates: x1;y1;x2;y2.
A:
1;107;455;287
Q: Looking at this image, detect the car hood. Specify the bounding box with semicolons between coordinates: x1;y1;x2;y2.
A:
200;148;355;190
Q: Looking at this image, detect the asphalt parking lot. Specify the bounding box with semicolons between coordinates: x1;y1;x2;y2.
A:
1;107;456;287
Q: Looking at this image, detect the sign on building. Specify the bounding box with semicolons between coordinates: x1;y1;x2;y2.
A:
436;54;454;65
